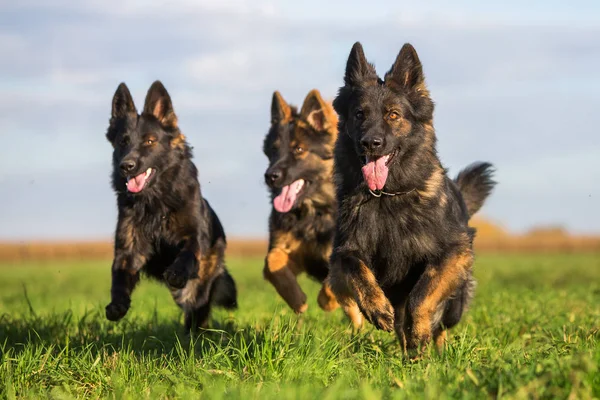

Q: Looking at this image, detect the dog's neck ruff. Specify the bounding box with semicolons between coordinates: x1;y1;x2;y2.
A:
368;188;416;197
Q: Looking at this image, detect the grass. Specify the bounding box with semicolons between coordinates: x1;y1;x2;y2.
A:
0;254;599;399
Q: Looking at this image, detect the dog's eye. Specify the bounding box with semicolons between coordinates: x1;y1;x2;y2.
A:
355;109;365;120
388;111;401;120
293;146;304;155
120;136;130;146
145;139;155;145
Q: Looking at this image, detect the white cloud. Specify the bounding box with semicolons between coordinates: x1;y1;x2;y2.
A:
184;47;288;91
185;50;254;85
5;0;280;17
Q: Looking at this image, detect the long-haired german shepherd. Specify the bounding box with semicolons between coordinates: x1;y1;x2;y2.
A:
104;81;237;331
329;42;496;351
262;90;340;314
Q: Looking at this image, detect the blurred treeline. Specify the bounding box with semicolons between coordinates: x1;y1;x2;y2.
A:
1;219;599;264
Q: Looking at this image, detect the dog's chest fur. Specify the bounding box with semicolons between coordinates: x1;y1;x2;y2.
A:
338;191;456;288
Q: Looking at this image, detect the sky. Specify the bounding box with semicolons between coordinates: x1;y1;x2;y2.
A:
1;0;599;240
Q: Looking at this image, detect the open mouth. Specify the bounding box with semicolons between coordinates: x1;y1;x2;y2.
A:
126;168;155;193
273;179;307;213
361;149;398;191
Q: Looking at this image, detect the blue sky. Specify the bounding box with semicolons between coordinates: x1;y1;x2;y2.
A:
1;0;599;239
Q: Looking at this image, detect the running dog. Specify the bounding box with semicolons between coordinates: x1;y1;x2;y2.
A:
263;90;340;314
104;81;237;330
329;42;496;351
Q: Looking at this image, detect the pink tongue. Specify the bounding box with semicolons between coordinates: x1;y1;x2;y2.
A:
273;180;304;213
361;155;390;191
126;172;147;193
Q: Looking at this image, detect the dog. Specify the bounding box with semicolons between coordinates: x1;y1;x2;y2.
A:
104;81;237;331
328;42;496;351
262;90;340;314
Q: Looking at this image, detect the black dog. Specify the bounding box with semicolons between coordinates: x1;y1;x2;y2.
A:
104;81;237;330
328;42;496;351
262;90;340;314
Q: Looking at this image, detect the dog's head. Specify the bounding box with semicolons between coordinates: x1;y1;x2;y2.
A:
106;81;188;195
263;90;337;213
333;42;435;192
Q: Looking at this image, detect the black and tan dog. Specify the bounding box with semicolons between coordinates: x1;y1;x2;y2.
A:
104;81;237;331
262;90;340;314
328;42;496;351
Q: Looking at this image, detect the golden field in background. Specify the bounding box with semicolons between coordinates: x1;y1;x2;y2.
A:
0;238;267;263
0;219;598;263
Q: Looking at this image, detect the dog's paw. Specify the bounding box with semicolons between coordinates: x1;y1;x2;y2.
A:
163;267;188;289
406;326;433;350
361;302;395;332
317;285;340;312
294;303;308;314
105;301;129;321
371;310;395;332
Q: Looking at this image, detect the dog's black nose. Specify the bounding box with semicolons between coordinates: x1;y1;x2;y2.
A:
361;136;384;151
120;159;136;173
265;169;283;185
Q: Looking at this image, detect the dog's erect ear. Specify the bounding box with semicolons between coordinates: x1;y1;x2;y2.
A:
300;89;337;133
107;83;136;144
143;80;178;128
343;42;377;87
111;83;137;119
385;43;426;92
271;91;292;125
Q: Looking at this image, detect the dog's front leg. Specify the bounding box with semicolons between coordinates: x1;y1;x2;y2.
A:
105;253;145;321
263;248;307;313
329;251;394;331
105;216;148;321
407;248;473;349
164;236;200;289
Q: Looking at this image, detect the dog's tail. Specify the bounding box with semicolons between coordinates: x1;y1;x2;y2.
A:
454;162;496;218
210;268;238;310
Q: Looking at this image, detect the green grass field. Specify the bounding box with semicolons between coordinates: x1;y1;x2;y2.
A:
1;254;599;399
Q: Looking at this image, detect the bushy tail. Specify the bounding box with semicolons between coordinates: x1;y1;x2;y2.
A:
454;162;496;218
210;269;238;310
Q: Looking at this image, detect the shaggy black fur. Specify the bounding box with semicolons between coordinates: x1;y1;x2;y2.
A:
104;81;237;331
329;42;496;350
